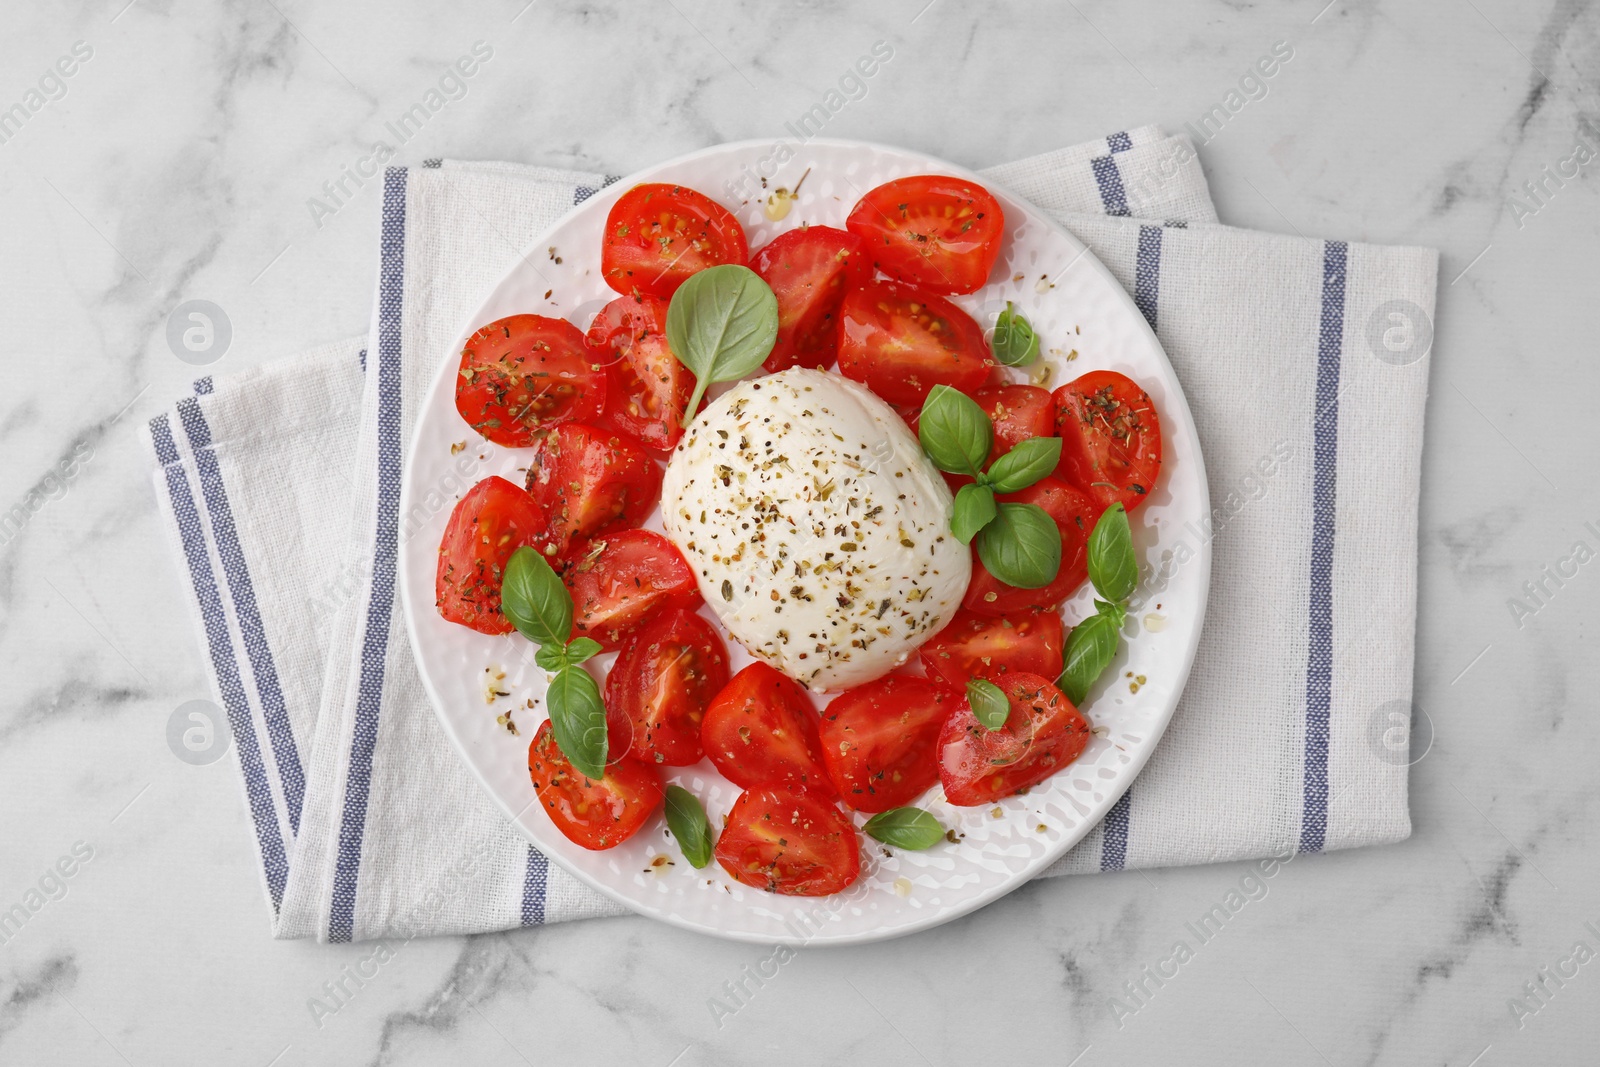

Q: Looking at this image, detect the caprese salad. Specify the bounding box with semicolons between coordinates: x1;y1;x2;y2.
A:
436;173;1164;896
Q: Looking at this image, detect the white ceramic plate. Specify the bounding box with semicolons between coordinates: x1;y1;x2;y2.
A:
399;139;1210;945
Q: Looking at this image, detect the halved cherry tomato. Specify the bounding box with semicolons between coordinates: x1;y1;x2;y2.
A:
435;476;545;635
975;384;1056;461
715;788;861;896
604;609;729;766
702;663;835;797
563;529;700;651
527;720;664;850
837;280;993;407
919;608;1064;689
818;675;950;813
586;295;694;450
601;183;748;298
751;225;873;372
964;477;1097;617
845;175;1005;295
1053;371;1163;512
455;315;604;447
937;672;1089;806
523;423;661;560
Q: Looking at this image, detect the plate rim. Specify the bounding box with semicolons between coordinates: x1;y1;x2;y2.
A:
397;136;1212;946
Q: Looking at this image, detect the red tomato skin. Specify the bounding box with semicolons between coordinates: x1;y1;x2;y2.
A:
845;175;1005;294
919;609;1065;689
701;663;836;798
562;529;701;652
936;672;1089;806
586;295;694;450
527;720;665;850
522;423;661;560
964;477;1098;617
1052;371;1163;512
601;183;748;298
455;315;604;447
751;226;873;372
435;476;546;635
836;279;994;407
818;675;950;813
714;788;861;896
604;609;729;766
974;384;1056;461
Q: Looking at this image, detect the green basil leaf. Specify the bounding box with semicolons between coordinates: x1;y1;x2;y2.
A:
1094;598;1126;625
1086;503;1138;603
563;637;603;666
863;806;946;850
950;482;997;544
991;302;1040;367
664;785;714;868
546;665;607;780
666;264;779;424
985;437;1063;494
502;547;573;649
976;502;1061;589
966;677;1010;730
1057;611;1121;705
918;384;993;477
533;643;569;672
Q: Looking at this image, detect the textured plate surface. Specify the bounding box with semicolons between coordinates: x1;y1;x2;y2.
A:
398;139;1210;945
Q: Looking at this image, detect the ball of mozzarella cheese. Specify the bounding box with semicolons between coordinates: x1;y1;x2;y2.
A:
660;367;969;692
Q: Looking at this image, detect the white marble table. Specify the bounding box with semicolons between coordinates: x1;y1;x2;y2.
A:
2;1;1597;1064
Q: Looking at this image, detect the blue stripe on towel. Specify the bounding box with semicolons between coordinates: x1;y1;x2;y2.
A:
1101;224;1167;871
193;376;213;395
1100;788;1132;870
1299;240;1348;854
329;166;408;942
176;397;306;833
1090;156;1132;217
1134;225;1163;331
1108;130;1132;153
521;847;549;926
150;414;289;909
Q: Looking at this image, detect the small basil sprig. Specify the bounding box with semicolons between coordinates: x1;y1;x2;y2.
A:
919;386;1064;589
663;785;714;868
863;807;945;850
666;264;779;426
502;547;607;778
990;302;1039;367
966;678;1010;730
1057;504;1137;705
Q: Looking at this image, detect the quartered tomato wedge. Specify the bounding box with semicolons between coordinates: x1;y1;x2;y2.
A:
845;174;1005;294
919;608;1064;689
523;422;661;559
836;279;993;406
604;609;729;766
964;477;1097;616
601;183;748;298
455;315;604;446
1053;371;1163;512
937;672;1089;806
527;720;664;850
974;384;1056;461
563;529;700;651
435;476;545;635
701;663;835;797
586;295;694;450
751;225;873;373
818;675;950;813
714;788;861;896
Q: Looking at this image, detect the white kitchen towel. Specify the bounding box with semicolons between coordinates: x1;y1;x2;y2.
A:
144;128;1433;942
